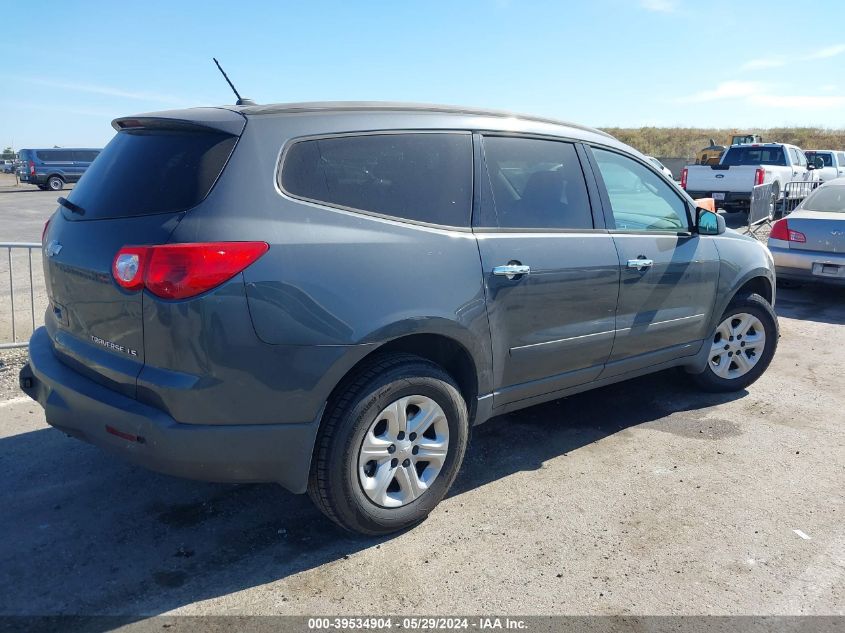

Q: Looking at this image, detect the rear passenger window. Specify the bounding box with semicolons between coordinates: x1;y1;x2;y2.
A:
480;136;592;229
281;133;472;227
37;150;74;162
592;148;689;232
72;150;99;162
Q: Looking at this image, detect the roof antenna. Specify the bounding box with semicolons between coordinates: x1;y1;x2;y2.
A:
213;57;255;106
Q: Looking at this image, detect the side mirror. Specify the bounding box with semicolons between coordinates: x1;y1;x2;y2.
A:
696;208;725;235
814;157;825;169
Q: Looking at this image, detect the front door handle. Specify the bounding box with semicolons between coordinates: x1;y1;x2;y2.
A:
493;264;531;279
627;258;654;270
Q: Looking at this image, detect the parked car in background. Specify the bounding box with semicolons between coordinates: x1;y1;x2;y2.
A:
17;148;101;191
646;156;674;180
1;159;15;173
681;143;818;216
768;177;845;286
804;150;845;183
21;102;779;535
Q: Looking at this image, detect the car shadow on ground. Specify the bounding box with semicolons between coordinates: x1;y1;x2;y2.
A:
774;284;845;325
0;370;744;623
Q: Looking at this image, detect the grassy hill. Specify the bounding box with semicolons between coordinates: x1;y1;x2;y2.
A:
600;127;845;159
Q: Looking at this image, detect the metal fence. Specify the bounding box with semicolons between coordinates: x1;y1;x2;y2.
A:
1;243;44;349
781;180;820;216
743;183;776;240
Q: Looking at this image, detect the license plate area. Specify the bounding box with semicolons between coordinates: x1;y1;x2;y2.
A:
812;262;844;278
712;192;726;201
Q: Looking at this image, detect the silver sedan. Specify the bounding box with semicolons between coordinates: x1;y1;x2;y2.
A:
768;178;845;285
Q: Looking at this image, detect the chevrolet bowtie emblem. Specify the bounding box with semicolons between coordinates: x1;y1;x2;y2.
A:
46;240;63;257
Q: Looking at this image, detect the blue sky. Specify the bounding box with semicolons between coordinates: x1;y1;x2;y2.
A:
3;0;845;149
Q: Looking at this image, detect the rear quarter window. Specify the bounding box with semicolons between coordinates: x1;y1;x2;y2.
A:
36;150;74;162
280;133;473;227
72;150;100;162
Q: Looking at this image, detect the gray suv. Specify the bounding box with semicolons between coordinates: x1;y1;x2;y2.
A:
20;102;779;535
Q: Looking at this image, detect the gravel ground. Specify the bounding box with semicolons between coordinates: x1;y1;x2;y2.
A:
0;347;28;401
0;183;839;621
0;285;842;619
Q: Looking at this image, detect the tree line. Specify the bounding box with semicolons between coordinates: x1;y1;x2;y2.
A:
600;127;845;159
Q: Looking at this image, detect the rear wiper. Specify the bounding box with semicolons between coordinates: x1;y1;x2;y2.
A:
57;196;85;216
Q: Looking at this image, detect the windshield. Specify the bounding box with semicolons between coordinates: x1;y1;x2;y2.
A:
721;146;786;166
67;129;237;219
805;152;833;167
802;186;845;212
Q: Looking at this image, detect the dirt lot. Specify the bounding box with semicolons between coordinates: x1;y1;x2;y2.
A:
0;183;842;619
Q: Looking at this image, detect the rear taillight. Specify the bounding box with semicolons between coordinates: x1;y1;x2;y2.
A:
41;219;50;244
680;167;688;189
755;167;765;186
112;246;149;291
112;242;269;300
28;160;35;176
769;219;806;243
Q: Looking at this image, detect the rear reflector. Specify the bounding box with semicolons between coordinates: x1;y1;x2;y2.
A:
113;242;269;300
105;425;145;443
755;168;765;186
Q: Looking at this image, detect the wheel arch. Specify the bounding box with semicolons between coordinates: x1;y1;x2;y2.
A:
709;269;774;333
732;274;773;305
325;332;482;426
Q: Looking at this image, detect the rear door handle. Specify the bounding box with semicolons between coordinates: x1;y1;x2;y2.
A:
627;258;654;270
493;264;531;279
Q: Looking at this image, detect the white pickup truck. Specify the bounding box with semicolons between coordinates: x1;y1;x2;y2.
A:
681;143;819;214
804;150;845;183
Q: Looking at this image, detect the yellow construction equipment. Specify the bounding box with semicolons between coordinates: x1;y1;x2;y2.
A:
696;133;763;165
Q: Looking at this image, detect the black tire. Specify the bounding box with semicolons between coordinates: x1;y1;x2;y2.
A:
308;353;469;535
688;293;778;393
47;176;64;191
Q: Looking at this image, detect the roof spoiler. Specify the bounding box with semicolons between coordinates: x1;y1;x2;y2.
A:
111;108;246;136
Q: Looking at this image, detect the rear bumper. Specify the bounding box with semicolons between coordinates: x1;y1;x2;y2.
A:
19;173;46;184
20;327;321;492
685;190;751;208
769;245;845;286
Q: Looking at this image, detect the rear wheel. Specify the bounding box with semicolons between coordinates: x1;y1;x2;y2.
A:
688;293;778;392
47;176;64;191
308;353;469;535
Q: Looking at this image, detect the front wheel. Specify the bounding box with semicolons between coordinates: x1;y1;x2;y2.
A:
308;353;469;535
688;293;778;392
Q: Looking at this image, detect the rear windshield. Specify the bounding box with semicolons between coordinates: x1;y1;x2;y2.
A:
721;147;786;166
805;151;833;167
803;186;845;212
67;129;237;219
